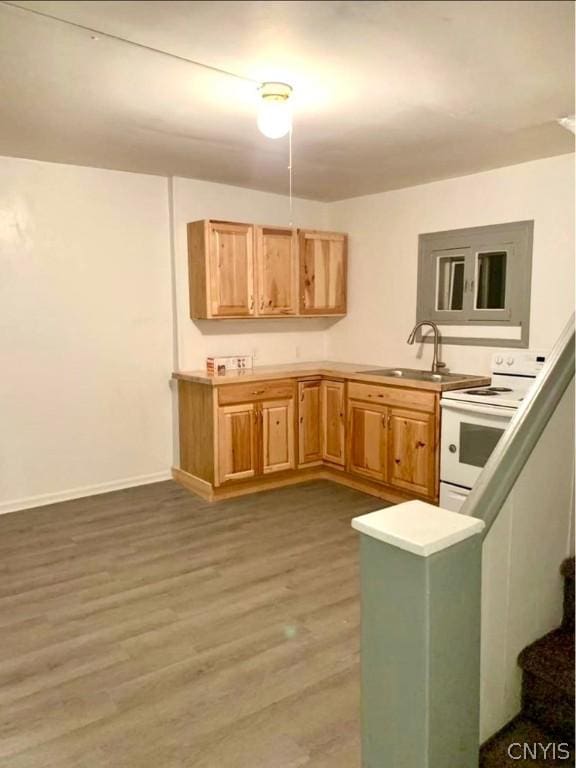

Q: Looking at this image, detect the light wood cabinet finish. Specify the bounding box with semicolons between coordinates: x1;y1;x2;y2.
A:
387;408;436;498
348;381;435;413
298;380;323;467
218;380;295;406
218;402;257;484
188;220;255;319
215;379;296;485
188;220;348;319
322;380;345;466
176;374;440;504
262;399;295;474
255;226;298;315
177;380;215;483
348;402;387;481
299;230;347;315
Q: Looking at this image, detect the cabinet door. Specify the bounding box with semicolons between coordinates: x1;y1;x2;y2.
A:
387;408;435;498
298;381;322;466
348;402;387;482
322;380;345;466
256;227;298;315
217;403;257;484
262;399;295;474
208;221;255;317
299;230;347;315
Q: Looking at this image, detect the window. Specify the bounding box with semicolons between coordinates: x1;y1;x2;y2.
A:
417;220;533;347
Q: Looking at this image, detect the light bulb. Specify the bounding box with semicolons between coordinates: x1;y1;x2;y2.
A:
257;83;292;139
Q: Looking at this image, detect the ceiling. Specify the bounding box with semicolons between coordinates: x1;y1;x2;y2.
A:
0;0;574;201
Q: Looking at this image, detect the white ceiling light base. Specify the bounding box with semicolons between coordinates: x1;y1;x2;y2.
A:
257;82;293;139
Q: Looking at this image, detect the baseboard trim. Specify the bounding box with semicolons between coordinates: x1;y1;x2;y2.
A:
0;471;173;516
172;465;436;506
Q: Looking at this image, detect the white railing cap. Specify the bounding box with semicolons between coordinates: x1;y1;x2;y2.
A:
351;500;485;557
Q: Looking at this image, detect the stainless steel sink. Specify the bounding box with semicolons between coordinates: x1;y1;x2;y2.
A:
361;368;463;382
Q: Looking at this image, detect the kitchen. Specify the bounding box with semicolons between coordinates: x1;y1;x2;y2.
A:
0;2;574;767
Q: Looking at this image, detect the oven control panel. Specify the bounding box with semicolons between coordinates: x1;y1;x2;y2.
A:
491;350;548;376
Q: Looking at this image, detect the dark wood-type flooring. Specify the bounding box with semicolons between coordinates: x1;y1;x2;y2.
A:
0;480;385;768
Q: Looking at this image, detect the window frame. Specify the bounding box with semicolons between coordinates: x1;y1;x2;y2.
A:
416;220;533;347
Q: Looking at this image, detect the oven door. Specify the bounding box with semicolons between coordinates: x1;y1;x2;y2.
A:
440;400;514;489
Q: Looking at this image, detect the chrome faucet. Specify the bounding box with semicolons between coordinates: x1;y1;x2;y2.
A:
406;320;446;373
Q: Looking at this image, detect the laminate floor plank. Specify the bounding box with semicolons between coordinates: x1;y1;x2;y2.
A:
0;480;385;767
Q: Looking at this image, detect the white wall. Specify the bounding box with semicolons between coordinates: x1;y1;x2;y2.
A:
171;177;331;371
325;154;575;374
0;157;173;513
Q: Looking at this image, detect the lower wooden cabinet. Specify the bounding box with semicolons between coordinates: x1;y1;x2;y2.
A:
387;407;435;498
347;390;437;498
348;402;387;481
176;375;439;504
218;403;258;484
218;394;295;483
298;380;323;466
298;379;345;467
322;380;345;466
262;399;295;473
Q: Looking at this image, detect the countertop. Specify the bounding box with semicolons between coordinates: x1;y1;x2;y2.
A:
172;361;490;392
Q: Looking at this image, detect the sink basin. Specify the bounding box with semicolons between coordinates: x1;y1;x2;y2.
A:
361;368;463;383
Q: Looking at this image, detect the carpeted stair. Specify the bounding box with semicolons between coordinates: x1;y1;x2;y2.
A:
480;557;575;767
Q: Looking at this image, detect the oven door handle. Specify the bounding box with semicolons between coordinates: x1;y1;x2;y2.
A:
440;400;515;419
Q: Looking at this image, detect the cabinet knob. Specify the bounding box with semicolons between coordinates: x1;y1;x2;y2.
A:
252;390;265;395
449;444;457;453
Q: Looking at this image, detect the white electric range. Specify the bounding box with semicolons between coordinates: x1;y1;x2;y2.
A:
439;350;548;513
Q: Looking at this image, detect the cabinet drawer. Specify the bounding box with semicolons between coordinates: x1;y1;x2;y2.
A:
218;380;295;406
348;381;435;413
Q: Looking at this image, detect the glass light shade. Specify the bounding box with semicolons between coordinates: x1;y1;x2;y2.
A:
257;96;292;139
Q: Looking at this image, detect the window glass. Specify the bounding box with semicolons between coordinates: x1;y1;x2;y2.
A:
436;255;465;311
476;251;507;310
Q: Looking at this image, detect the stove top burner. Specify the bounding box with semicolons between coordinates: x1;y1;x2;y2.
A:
486;387;513;393
464;389;499;396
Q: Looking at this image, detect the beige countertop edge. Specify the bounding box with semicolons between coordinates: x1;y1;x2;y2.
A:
171;362;490;393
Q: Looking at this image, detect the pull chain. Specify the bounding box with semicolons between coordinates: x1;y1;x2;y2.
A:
288;126;293;226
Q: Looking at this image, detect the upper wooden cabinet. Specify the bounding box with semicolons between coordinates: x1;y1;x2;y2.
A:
188;220;255;319
256;226;298;316
299;230;347;315
187;220;347;319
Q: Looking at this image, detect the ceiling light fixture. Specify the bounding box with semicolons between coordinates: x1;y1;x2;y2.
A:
257;82;293;139
557;116;576;135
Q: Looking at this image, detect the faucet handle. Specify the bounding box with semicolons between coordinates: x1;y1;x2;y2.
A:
435;361;447;370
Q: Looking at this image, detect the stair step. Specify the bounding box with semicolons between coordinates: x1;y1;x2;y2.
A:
480;717;575;767
519;629;575;695
519;629;575;739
